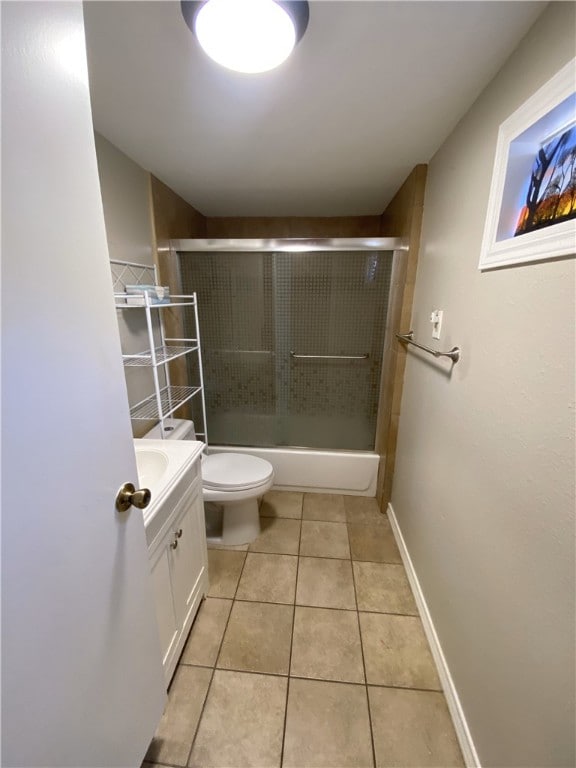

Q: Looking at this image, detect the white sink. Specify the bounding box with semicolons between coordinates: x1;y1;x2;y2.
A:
135;448;169;491
133;439;205;531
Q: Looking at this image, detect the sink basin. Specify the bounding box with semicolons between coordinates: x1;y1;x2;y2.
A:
135;448;169;491
133;438;205;533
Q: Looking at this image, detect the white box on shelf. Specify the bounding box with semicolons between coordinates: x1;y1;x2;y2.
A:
125;285;170;305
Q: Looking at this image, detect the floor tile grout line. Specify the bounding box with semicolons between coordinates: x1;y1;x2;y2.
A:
213;664;290;678
285;674;441;691
350;548;377;768
173;497;435;768
263;516;353;524
179;498;436;768
286;676;444;693
221;597;419;618
212;546;403;567
249;549;348;560
184;548;250;767
357;608;421;618
280;497;303;767
174;662;444;694
183;663;212;767
199;598;416;617
198;500;407;766
234;597;355;611
366;682;445;693
261;514;387;526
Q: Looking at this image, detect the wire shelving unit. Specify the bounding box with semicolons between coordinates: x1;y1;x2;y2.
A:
110;259;208;441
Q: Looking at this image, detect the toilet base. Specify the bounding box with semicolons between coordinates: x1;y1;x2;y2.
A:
222;498;261;545
205;498;261;546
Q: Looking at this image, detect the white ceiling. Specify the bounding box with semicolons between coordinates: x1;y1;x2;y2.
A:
84;1;545;217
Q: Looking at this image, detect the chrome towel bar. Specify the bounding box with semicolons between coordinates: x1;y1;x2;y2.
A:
396;331;460;364
290;351;370;360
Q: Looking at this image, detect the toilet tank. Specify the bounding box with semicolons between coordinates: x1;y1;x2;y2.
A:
143;418;197;441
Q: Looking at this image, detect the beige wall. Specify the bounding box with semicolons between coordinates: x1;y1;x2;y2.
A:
391;5;575;767
95;133;154;266
94;133;157;432
148;175;207;419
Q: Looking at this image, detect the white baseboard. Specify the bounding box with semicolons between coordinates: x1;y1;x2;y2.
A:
387;502;481;768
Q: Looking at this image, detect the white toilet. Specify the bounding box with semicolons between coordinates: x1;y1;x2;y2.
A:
144;418;274;545
201;452;274;545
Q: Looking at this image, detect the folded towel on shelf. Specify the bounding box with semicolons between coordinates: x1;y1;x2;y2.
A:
125;285;170;305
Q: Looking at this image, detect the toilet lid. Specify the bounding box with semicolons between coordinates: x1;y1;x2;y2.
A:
202;453;274;491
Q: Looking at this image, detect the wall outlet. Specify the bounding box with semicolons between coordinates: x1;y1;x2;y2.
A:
430;310;443;339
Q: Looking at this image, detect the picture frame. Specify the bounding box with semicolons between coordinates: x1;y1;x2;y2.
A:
479;58;576;270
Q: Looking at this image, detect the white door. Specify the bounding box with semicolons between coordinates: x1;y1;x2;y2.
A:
1;3;166;766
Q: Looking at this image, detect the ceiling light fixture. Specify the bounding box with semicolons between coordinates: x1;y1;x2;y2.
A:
181;0;309;74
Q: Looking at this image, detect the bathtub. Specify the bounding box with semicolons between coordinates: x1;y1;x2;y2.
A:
145;418;379;496
209;445;379;496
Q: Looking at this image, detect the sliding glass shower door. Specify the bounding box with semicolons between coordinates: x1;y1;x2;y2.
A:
179;248;393;451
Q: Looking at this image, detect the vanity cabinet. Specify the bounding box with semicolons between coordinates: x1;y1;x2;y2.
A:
146;458;208;685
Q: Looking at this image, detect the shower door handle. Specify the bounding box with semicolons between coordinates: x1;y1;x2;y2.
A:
290;351;370;360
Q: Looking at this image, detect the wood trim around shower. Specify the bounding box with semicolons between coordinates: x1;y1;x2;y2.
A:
375;164;428;511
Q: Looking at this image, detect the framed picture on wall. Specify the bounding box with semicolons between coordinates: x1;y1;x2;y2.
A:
479;58;576;270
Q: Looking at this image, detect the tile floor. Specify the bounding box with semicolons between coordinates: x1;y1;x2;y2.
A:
143;491;464;768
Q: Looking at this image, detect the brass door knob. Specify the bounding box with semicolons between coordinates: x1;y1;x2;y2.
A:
115;482;152;512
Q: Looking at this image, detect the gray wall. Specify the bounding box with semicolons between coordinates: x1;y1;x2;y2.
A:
391;5;575;767
95;133;159;433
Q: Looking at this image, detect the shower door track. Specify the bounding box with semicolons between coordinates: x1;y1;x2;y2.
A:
171;237;406;253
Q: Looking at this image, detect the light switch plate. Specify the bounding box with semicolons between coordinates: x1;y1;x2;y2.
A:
430;310;443;339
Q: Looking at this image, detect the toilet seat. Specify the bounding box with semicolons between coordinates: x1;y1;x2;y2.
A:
202;453;274;492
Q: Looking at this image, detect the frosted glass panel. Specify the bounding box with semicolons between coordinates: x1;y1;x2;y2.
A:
180;250;392;450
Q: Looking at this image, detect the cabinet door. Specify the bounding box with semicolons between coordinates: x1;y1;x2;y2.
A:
170;488;206;629
149;545;179;672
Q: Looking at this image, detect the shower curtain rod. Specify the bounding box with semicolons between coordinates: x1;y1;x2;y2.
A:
169;237;406;253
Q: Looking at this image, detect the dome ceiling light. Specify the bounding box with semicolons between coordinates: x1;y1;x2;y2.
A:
181;0;309;74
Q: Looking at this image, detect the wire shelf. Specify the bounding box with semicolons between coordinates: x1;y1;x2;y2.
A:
114;295;197;308
110;259;208;442
130;385;202;421
123;345;199;367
